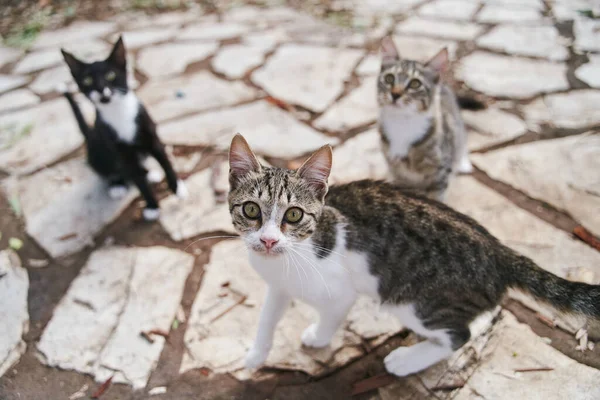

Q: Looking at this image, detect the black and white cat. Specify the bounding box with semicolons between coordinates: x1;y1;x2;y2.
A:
60;36;187;220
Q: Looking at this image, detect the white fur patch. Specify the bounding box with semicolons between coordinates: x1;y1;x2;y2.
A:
176;180;189;199
95;91;140;143
146;169;164;183
143;208;160;221
108;185;128;199
380;104;432;159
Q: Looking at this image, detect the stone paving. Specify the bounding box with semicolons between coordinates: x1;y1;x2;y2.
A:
0;1;599;399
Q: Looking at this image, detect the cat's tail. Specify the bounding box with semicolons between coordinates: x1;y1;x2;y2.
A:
508;253;600;320
456;95;486;111
58;83;90;138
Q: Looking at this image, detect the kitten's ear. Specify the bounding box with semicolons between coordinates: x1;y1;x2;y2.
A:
107;36;127;70
229;133;261;188
297;145;332;198
426;48;449;76
381;36;400;67
61;49;84;76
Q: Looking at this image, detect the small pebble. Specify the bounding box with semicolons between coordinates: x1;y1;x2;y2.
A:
175;89;185;98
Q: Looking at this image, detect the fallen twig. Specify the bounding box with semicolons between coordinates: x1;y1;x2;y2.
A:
210;295;248;323
514;367;554;373
535;313;556;328
573;226;600;251
91;375;113;399
58;233;77;241
140;331;155;344
351;374;396;396
265;96;292;111
431;381;466;391
148;329;170;339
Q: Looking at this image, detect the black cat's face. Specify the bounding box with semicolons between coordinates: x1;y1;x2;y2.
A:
62;37;128;105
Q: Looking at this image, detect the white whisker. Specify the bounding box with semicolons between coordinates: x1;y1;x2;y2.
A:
289;246;332;299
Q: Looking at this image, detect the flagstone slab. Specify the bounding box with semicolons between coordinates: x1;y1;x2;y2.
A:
212;44;270;79
392;35;458;62
483;0;544;8
124;11;202;29
0;46;23;68
314;76;378;132
462;107;528;150
354;0;426;14
356;54;379;76
113;27;179;49
470;133;600;238
252;44;364;112
0;75;30;95
418;0;480;20
456;52;569;98
552;0;595;21
3;157;138;258
158;101;338;158
453;311;600;400
137;42;218;79
0;97;94;175
138;71;256;122
477;25;569;61
37;246;194;389
522;90;600;130
330;129;390;185
574;17;600;52
0;250;29;378
396;17;483;40
14;40;111;74
159;165;235;241
179;22;250;41
0;89;40;113
180;240;402;377
575;55;600;88
477;4;543;23
32;21;117;49
243;30;289;52
28;65;72;95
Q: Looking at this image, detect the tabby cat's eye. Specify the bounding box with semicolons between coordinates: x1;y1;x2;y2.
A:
82;76;93;86
105;71;116;81
384;74;395;84
409;79;421;89
284;207;303;224
243;202;261;219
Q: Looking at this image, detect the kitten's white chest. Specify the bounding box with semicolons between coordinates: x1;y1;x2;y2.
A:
96;91;140;143
380;105;432;159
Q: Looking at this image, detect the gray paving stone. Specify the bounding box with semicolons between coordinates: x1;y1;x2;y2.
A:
178;22;249;41
470;133;600;238
552;0;596;21
137;42;218;79
396;17;483;40
212;44;270;79
0;46;23;69
0;97;94;175
252;44;363;112
180;240;401;377
0;89;40;113
477;25;569;61
522;90;600;129
392;35;458;62
123;10;201;29
32;21;116;49
356;54;379;76
0;75;30;95
159;165;235;241
138;71;257;122
112;27;179;49
454;311;600;400
28;65;72;95
477;4;543;23
483;0;544;8
418;0;480;20
243;29;289;52
574;17;600;52
314;76;378;132
575;55;600;88
37;246;194;388
0;250;29;378
462;107;528;150
456;52;569;98
159;101;339;158
353;0;426;14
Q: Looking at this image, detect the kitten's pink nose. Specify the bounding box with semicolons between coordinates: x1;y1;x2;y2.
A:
260;237;279;250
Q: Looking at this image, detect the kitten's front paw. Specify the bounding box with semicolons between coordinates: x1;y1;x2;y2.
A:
457;158;473;174
176;181;189;199
245;346;269;369
108;185;128;200
301;324;331;348
147;169;164;183
384;347;416;377
143;208;160;221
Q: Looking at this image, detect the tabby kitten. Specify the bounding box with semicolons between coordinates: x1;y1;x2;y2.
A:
378;36;472;201
228;134;600;377
61;36;187;220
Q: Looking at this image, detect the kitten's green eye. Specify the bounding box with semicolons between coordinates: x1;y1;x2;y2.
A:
409;79;421;89
105;71;116;81
284;207;303;224
83;76;93;86
243;202;261;219
384;74;395;84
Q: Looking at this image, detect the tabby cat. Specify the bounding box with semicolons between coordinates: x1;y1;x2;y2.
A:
61;36;186;220
228;133;600;377
378;36;472;201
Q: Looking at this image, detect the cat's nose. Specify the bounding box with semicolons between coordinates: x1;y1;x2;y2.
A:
391;92;401;102
260;237;279;250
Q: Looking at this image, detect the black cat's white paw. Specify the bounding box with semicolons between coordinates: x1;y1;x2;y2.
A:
108;185;128;200
176;180;189;199
143;208;160;221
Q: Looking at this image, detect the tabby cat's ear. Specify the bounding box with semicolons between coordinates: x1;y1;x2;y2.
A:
229;134;261;188
61;49;84;76
297;145;332;198
381;36;400;68
426;48;449;76
107;36;127;70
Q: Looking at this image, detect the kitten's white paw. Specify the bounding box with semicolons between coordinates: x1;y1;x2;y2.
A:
457;158;473;174
245;346;269;369
384;346;416;377
176;181;189;199
301;324;331;348
108;185;128;200
143;208;160;221
146;169;163;183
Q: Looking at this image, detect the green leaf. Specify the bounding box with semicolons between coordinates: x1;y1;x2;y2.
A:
8;194;21;217
172;319;180;330
9;237;23;250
